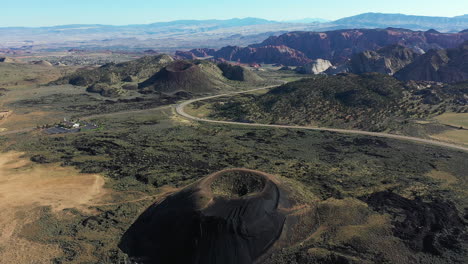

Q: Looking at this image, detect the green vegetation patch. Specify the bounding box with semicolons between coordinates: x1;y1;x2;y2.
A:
209;74;468;134
4;103;468;263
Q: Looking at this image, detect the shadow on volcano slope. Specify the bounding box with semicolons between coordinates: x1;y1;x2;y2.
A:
119;169;308;264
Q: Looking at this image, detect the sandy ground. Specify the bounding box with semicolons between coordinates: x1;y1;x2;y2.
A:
0;152;106;263
430;130;468;147
0;110;71;132
435;113;468;128
0;111;12;132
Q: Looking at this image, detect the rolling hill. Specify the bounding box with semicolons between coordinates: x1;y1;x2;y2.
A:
209;74;468;132
55;54;175;87
55;56;262;96
217;63;264;82
138;60;231;94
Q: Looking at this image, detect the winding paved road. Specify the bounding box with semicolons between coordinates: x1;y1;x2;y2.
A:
2;84;467;153
176;86;468;153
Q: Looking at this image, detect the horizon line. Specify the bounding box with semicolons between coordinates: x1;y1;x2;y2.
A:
0;12;467;29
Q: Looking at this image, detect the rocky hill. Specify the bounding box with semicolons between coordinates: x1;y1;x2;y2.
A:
177;28;468;66
55;54;174;87
178;45;312;66
31;60;53;67
348;45;419;75
53;54;175;96
394;41;468;83
175;48;216;59
138;60;234;94
327;42;468;83
0;57;22;63
217;63;263;82
56;55;261;96
296;59;333;74
251;28;468;63
210;74;467;132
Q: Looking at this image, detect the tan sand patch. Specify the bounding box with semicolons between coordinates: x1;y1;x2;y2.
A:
425;170;458;186
434;112;468;128
0;111;66;131
430;130;468;146
0;151;106;263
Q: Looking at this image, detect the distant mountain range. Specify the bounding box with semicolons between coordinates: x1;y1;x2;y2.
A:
284;18;330;23
333;13;468;32
0;17;318;52
0;13;466;52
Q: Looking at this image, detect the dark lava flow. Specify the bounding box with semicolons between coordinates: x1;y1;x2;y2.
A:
364;191;467;255
120;169;288;264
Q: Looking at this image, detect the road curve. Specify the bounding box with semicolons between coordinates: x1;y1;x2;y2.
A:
176;86;468;153
2;85;467;153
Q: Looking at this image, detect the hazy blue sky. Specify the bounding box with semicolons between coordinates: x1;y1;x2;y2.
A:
1;0;467;27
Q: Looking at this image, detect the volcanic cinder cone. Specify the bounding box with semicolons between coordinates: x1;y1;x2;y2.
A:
120;169;300;264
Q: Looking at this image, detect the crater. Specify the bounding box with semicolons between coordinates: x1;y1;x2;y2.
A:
165;61;195;72
210;170;266;198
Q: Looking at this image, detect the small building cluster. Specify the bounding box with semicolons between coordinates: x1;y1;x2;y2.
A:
44;118;99;134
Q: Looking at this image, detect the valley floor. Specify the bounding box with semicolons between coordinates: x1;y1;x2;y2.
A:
0;63;467;263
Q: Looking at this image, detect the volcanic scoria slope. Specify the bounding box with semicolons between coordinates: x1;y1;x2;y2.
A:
119;169;313;264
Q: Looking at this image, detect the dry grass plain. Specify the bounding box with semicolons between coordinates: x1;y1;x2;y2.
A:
435;113;468;128
431;113;468;146
0;152;106;263
0;63;78;132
